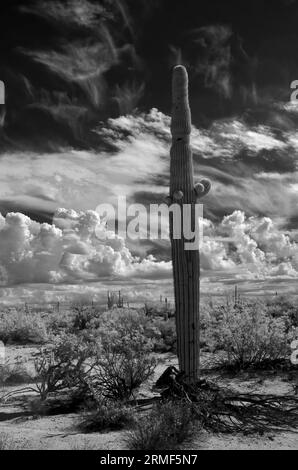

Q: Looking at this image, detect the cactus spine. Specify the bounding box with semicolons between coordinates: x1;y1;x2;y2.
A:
169;65;210;383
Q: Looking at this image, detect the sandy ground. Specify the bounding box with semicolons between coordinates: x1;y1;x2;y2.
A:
0;347;297;450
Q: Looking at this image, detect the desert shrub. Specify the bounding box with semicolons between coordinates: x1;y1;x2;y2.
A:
126;401;195;450
27;397;52;416
31;309;156;404
46;310;75;335
80;398;135;433
199;306;213;348
70;303;101;331
0;309;47;345
46;304;101;335
265;296;298;328
0;433;13;450
144;324;163;344
152;318;177;352
144;302;175;318
0;433;26;450
70;440;97;450
0;357;33;386
206;302;295;369
33;332;97;401
89;309;156;400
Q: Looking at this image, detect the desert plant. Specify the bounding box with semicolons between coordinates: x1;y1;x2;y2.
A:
144;301;175;318
0;433;26;450
71;303;99;331
153;318;177;352
167;65;210;383
0;357;32;386
265;296;298;328
206;302;295;369
46;310;75;335
70;439;97;450
90;309;156;400
0;309;47;345
80;398;135;433
33;333;96;401
126;400;195;450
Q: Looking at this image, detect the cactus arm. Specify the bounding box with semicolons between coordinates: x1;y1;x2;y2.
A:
194;179;211;199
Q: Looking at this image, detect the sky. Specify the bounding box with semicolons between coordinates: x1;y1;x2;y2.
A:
1;0;298;305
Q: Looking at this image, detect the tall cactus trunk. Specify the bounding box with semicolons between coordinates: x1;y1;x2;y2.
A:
169;65;210;384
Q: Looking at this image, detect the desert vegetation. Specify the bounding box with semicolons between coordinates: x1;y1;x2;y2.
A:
0;293;297;449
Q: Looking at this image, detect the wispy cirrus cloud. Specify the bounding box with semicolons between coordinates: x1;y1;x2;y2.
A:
192;24;233;99
20;40;117;109
113;81;145;115
0;0;144;150
2;106;298;221
20;0;111;30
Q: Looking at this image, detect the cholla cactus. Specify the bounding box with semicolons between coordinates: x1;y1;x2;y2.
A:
168;65;210;383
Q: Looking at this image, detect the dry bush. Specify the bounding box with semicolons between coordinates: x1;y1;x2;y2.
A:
0;433;26;450
46;310;75;335
89;309;156;400
143;302;175;318
70;303;101;331
206;301;296;369
33;332;96;401
3;309;157;408
126;401;195;450
70;439;97;450
0;309;47;345
0;357;33;386
151;318;177;352
80;398;135;433
265;295;298;328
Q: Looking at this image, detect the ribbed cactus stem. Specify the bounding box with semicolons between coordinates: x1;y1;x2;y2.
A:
169;65;210;384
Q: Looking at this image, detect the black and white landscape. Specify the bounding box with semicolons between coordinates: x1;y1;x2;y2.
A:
0;0;297;452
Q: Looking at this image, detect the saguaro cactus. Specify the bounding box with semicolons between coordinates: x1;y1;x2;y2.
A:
168;65;210;384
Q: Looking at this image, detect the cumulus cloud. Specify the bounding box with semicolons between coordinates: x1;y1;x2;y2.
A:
0;209;172;287
1;204;298;303
2;106;298;301
202;210;298;280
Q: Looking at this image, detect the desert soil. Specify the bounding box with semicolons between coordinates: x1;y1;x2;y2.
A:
0;347;297;450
